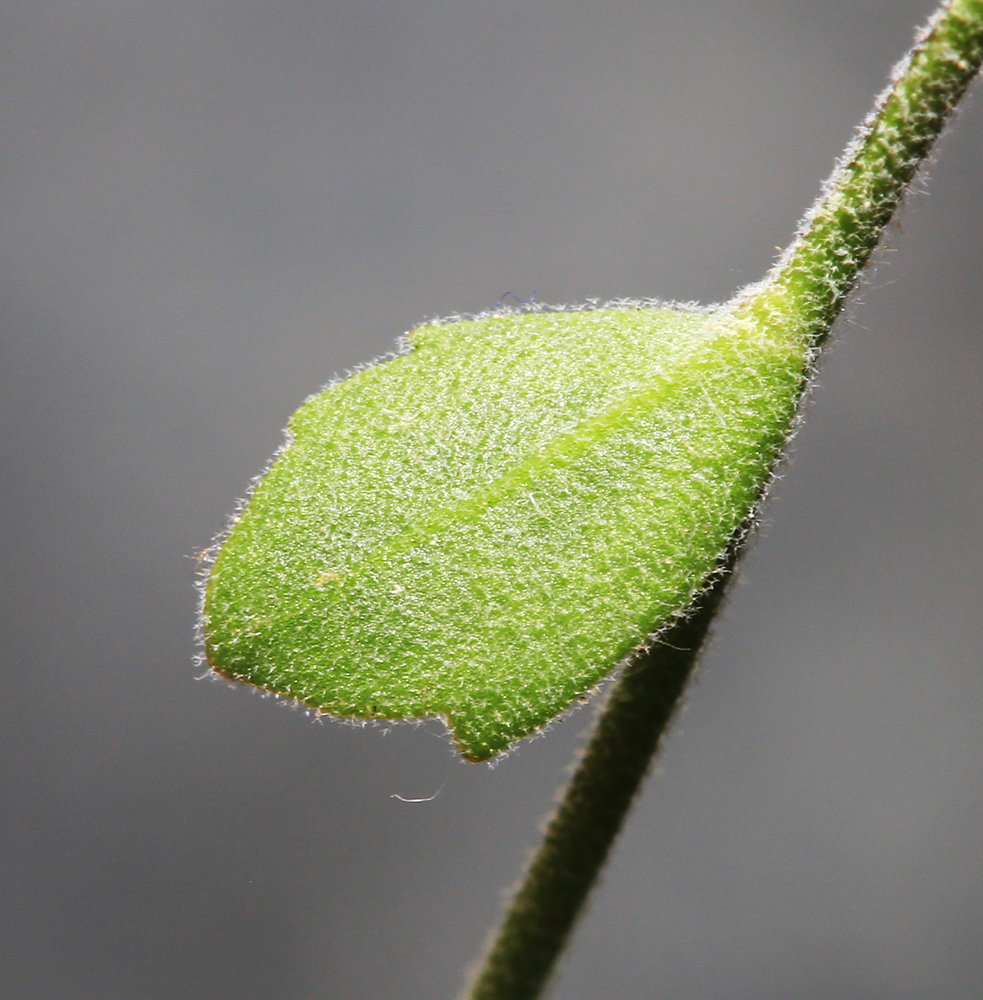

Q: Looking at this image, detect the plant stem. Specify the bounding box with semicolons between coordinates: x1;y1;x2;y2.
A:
462;4;983;999
464;550;737;1000
733;0;983;350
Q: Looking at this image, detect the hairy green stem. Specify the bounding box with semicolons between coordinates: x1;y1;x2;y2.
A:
465;551;736;1000
462;4;982;999
734;0;983;347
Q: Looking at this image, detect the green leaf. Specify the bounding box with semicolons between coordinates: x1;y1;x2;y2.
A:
203;303;808;760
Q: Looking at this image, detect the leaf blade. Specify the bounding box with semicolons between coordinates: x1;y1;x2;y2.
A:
204;304;807;759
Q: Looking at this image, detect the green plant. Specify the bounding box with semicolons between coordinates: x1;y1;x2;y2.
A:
199;3;982;998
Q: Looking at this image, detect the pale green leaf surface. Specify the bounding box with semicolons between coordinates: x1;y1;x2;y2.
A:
203;305;808;760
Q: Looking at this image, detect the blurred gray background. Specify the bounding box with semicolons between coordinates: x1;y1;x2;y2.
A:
1;1;981;997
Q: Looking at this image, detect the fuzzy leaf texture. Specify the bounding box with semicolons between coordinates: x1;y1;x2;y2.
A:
204;306;806;760
203;0;983;762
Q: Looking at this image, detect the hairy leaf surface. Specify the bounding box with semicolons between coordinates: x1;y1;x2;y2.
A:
203;305;807;759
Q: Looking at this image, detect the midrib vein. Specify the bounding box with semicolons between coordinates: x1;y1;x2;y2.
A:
339;332;746;581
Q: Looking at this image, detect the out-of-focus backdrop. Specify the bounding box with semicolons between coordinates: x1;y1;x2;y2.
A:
1;1;981;997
